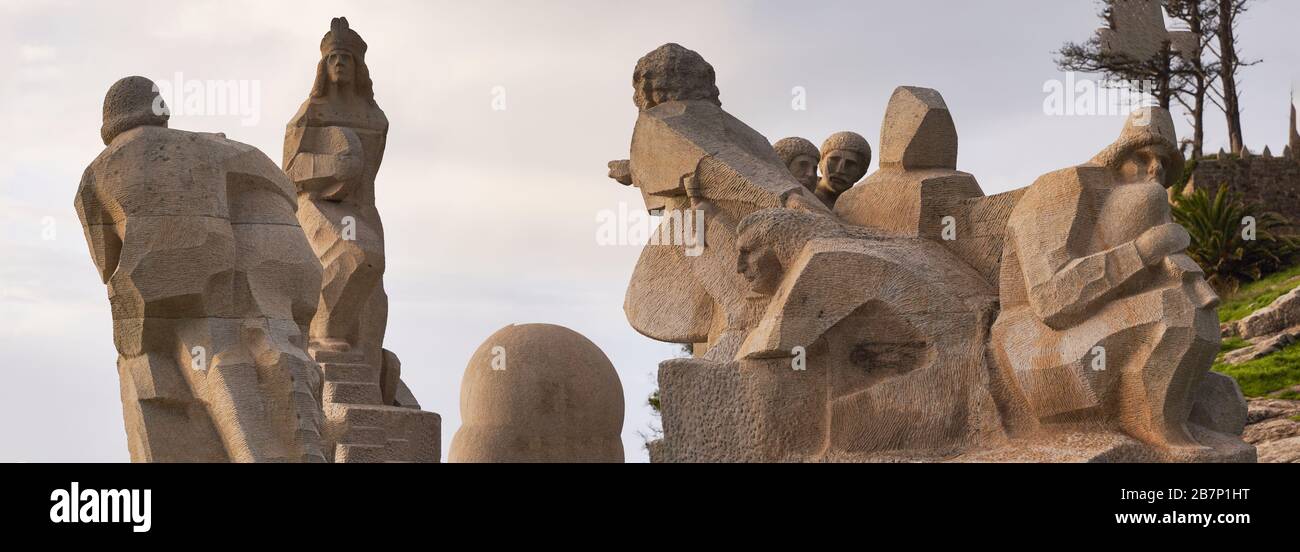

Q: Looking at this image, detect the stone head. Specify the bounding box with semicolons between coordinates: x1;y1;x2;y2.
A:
100;76;169;146
736;208;843;298
819;131;872;193
632;43;721;112
774;137;821;192
1091;107;1183;188
311;17;374;100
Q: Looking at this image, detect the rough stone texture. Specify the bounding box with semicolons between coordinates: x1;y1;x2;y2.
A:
1234;285;1300;339
835;87;1018;287
992;108;1236;458
620;43;829;361
1188;372;1248;435
279;17;439;463
1244;398;1300;463
618;48;1252;462
772;136;820;193
1186;156;1300;233
814;131;871;208
450;324;624;463
77;76;327;462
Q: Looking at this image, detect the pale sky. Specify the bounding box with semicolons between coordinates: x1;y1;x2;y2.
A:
1;0;1296;462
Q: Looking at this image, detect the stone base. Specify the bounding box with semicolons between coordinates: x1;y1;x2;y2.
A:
325;403;441;463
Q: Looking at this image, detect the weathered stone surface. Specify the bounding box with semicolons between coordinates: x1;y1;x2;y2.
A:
1244;397;1300;463
450;324;624;463
614;48;1252;463
814;131;870;207
1235;286;1300;339
282;17;439;463
77;76;326;462
619;43;828;361
1221;327;1300;365
993;108;1225;454
1189;372;1248;435
773;137;820;193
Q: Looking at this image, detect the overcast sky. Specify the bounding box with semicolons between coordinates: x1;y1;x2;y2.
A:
1;0;1296;462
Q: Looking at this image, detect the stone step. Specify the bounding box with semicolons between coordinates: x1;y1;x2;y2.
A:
321;362;378;384
323;381;382;405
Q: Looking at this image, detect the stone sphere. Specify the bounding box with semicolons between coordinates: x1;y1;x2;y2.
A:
449;324;624;463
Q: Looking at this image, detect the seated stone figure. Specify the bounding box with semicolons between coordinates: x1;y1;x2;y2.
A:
618;43;828;361
814;131;871;208
772;137;820;193
992;107;1244;459
76;76;326;462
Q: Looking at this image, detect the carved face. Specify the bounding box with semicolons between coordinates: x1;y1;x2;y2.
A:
1116;146;1169;187
327;51;355;85
737;230;783;297
821;149;866;192
788;154;819;191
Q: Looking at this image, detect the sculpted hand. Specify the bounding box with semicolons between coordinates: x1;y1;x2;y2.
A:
1135;222;1190;266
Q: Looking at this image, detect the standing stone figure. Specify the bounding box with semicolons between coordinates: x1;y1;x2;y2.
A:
283;17;439;462
815;131;871;208
76;76;326;462
284;17;389;372
992;107;1233;457
773;137;820;193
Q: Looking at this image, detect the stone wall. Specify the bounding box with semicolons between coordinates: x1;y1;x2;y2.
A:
1187;152;1300;230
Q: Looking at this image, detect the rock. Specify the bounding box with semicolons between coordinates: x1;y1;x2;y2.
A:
1190;372;1248;435
1236;286;1300;339
1221;330;1299;365
1256;436;1300;463
1243;416;1300;444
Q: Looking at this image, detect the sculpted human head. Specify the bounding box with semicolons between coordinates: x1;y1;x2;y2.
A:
632;43;721;111
774;137;821;192
100;76;169;146
819;131;872;194
310;17;374;100
1091;107;1182;188
736;209;843;297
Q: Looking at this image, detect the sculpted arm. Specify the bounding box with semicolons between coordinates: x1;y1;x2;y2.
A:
283;126;362;200
74;168;122;284
1016;192;1187;329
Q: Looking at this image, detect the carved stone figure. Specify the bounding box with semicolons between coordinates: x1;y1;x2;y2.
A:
616;43;828;361
991;107;1246;459
450;324;624;463
618;46;1253;462
76;76;326;462
815;131;871;207
772;137;820;193
283;17;438;462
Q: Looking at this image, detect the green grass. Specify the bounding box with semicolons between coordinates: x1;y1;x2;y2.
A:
1214;339;1300;397
1218;264;1300;323
1220;336;1249;354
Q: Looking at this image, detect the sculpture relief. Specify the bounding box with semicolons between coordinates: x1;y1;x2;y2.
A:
772;137;820;193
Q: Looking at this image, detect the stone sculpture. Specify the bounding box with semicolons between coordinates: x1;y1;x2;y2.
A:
815;131;871;207
283;17;438;462
617;44;1253;462
772;137;820;193
615;43;829;362
76;76;327;462
992;107;1228;454
450;324;625;463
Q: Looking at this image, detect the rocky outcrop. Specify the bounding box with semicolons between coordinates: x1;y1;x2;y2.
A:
1244;398;1300;463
